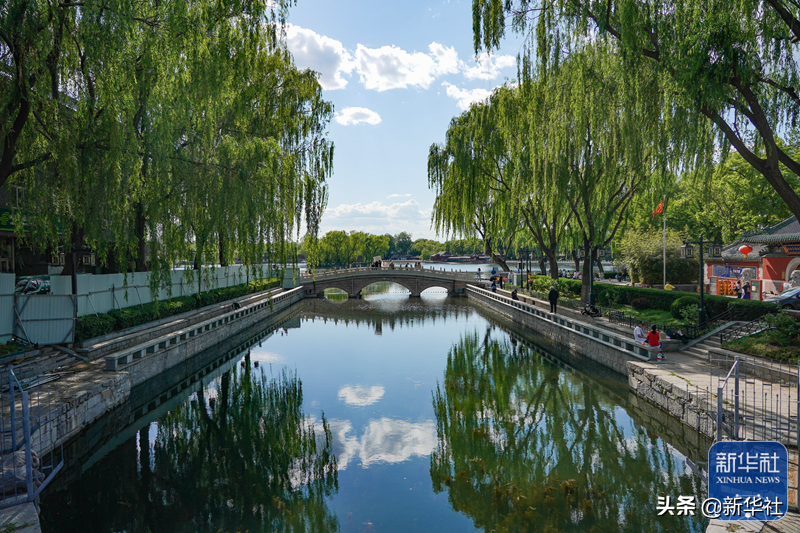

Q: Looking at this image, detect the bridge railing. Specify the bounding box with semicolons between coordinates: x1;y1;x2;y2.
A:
299;265;478;281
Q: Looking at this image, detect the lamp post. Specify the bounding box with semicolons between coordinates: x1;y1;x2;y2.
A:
681;236;722;329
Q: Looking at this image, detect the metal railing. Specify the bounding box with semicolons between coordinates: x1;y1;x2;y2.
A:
605;307;740;341
605;310;702;339
299;265;477;281
720;315;775;346
711;352;799;446
0;365;64;510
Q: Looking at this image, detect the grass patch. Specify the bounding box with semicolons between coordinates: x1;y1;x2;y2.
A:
0;342;32;358
727;332;800;364
612;305;685;326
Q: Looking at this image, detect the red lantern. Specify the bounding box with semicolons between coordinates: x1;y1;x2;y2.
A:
739;245;753;258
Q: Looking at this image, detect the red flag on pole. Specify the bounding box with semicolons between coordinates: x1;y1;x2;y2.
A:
652;200;664;219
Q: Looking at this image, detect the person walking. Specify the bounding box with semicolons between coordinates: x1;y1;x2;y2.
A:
477;268;482;281
548;285;559;314
743;280;751;300
734;280;742;298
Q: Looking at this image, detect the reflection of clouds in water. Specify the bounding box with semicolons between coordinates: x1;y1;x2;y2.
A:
326;417;436;470
338;385;385;407
249;351;284;364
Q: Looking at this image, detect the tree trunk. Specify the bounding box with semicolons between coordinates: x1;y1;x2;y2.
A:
61;222;85;277
135;202;147;272
547;252;559;280
573;251;580;273
538;257;547;276
596;250;605;277
492;253;511;272
218;234;228;267
581;241;593;302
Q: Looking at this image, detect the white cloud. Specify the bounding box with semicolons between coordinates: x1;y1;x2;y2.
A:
320;199;433;239
442;82;493;110
324;199;427;221
338;385;385;407
335;107;382;126
285;25;354;90
284;24;515;101
463;53;516;80
355;42;459;92
324;418;437;470
387;194;411;198
353;42;460;91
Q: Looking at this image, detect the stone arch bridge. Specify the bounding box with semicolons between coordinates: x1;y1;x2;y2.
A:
298;266;477;298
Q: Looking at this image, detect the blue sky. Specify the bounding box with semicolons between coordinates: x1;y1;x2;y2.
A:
285;0;524;240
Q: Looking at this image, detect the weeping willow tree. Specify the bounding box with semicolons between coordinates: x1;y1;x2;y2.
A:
472;0;800;224
431;331;706;532
41;366;339;533
428;87;520;272
539;43;666;300
0;0;332;290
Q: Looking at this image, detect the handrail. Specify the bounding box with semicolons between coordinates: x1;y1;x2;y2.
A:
717;356;740;441
467;284;653;363
720;315;775;345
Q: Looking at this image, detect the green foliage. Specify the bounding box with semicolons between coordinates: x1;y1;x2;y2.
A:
597;288;620;307
678;304;700;327
526;276;581;298
75;278;278;342
618;229;698;284
671;296;701;319
1;0;332;285
703;296;780;321
470;0;800;224
764;313;800;347
631;298;651;310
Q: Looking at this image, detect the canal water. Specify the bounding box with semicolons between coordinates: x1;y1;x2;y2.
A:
40;288;708;532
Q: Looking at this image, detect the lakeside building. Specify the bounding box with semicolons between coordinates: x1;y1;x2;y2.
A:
707;216;800;300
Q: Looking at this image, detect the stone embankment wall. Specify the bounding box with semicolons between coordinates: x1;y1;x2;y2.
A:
34;287;304;456
627;361;717;440
466;285;653;375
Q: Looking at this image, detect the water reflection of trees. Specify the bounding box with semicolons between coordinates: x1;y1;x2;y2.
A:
42;365;339;533
303;298;475;334
431;331;706;533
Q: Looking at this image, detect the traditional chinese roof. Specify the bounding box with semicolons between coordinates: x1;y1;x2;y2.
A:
720;241;768;261
740;216;800;244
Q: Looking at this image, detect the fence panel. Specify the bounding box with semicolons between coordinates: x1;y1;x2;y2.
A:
15;294;73;344
0;274;15;343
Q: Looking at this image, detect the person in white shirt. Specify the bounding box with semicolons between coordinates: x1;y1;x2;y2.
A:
634;322;647;344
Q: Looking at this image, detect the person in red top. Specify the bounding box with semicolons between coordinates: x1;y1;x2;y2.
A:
646;324;665;361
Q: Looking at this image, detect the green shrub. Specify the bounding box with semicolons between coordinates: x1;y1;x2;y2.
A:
764;312;800;347
704;296;780;321
678;304;700;326
526;276;581;298
75;277;280;342
631;298;651;310
76;314;117;342
671;296;701;319
597;288;620;307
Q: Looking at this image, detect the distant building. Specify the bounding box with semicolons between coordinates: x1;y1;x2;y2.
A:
706;216;800;299
431;251;452;262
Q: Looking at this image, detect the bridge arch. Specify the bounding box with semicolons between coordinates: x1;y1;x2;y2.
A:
299;268;469;299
